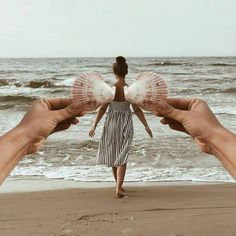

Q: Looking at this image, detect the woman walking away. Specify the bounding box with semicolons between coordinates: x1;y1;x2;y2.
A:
89;56;152;198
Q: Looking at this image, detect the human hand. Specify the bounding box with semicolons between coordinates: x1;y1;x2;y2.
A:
17;98;85;154
145;126;153;139
154;98;223;155
89;126;96;137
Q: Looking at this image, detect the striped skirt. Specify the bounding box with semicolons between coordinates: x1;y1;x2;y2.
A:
97;101;134;167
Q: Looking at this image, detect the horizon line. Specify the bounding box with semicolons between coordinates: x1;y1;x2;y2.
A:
0;56;236;59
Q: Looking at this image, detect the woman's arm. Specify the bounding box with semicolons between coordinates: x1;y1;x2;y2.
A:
89;103;109;137
132;103;153;138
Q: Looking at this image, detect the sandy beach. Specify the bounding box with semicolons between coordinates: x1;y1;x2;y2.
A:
1;179;236;236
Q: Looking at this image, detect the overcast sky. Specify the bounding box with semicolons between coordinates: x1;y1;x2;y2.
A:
0;0;235;57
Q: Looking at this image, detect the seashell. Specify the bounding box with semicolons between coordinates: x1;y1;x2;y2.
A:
71;72;114;111
125;72;168;111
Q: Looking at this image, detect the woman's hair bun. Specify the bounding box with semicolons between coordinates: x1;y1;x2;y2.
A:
113;56;128;76
116;56;126;64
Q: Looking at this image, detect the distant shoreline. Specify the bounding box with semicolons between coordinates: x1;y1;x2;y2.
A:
0;56;236;59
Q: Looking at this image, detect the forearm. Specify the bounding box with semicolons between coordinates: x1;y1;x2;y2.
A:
0;126;31;184
134;110;149;127
93;109;106;127
209;127;236;179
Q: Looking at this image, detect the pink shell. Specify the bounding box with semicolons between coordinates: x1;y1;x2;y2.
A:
71;72;114;111
125;72;168;111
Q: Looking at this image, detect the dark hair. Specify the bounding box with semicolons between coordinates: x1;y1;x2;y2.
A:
113;56;128;77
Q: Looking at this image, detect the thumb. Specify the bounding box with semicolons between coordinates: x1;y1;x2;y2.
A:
155;101;185;123
54;101;85;122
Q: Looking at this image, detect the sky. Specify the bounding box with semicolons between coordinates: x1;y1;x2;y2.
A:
0;0;235;57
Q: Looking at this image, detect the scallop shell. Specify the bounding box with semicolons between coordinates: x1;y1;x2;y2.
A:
71;72;114;111
125;72;168;111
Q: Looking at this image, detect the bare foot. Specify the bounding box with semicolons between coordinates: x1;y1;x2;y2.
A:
115;189;127;198
116;192;127;198
114;187;126;193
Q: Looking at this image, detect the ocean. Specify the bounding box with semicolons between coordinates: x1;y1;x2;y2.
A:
0;57;236;182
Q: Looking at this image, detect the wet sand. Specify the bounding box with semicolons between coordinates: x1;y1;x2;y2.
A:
1;183;236;236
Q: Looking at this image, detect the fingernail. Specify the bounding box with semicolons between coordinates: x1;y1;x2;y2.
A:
74;119;79;124
156;101;168;110
160;119;167;124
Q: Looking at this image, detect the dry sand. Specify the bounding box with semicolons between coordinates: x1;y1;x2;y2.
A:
1;183;236;236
